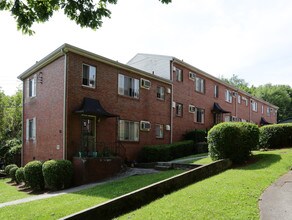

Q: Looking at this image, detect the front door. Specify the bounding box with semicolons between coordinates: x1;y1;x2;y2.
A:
213;113;222;125
81;116;96;153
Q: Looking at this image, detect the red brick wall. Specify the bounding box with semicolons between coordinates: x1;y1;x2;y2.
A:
66;53;172;161
23;56;65;165
171;62;277;142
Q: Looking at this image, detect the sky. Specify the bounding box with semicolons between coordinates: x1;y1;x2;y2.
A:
0;0;292;96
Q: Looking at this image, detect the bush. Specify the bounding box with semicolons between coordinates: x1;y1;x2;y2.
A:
9;166;18;182
15;167;26;184
4;164;18;175
42;160;73;190
24;160;45;190
208;122;259;164
184;129;207;143
138;140;194;162
259;124;292;149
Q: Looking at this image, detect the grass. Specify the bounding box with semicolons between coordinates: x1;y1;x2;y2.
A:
119;149;292;220
0;170;182;220
0;178;32;203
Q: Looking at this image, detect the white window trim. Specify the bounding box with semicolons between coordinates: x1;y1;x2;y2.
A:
195;76;205;93
82;64;96;88
28;76;36;98
225;90;232;103
26;117;36;141
155;124;164;139
194;107;205;124
118;74;140;99
118;120;139;142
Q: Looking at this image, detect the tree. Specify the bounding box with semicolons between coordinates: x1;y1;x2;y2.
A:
0;0;172;35
220;74;253;94
254;84;292;121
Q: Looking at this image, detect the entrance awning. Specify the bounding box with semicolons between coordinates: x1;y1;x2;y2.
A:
260;117;271;126
212;102;231;114
75;97;119;118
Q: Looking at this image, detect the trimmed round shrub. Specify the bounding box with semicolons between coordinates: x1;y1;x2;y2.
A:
259;124;292;149
42;160;73;190
9;166;18;182
15;167;26;184
24;160;45;190
4;164;18;176
208;122;259;164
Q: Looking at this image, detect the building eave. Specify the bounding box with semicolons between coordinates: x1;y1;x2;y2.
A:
18;44;172;85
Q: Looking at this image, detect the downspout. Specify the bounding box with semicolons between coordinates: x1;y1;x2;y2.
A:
62;48;68;159
170;59;174;144
21;81;25;166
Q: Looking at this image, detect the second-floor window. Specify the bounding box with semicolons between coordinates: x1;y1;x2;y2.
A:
28;77;36;98
176;103;183;117
251;101;258;112
82;64;96;88
195;77;205;93
176;68;183;82
157;86;165;100
267;107;271;116
118;74;139;98
214;85;219;98
225;90;232;103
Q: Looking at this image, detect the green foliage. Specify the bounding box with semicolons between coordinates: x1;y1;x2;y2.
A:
184;129;207;143
9;166;18;182
259;124;292;149
15;167;26;184
24;160;45;190
0;0;171;35
42;160;73;190
4;140;22;166
220;74;253;94
138;140;194;162
208;122;259;164
4;164;17;175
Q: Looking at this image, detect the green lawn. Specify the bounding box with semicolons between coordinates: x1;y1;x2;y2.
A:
0;178;31;203
0;170;182;220
119;149;292;220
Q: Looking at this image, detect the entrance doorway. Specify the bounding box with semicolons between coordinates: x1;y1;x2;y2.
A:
81;116;96;153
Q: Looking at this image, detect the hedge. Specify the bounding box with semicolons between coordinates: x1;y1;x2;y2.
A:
15;167;26;184
138;140;194;162
4;164;18;176
42;160;73;190
24;160;45;190
259;123;292;149
9;166;18;182
208;122;259;164
184;129;207;143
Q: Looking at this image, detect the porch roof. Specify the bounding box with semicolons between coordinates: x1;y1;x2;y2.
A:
212;102;231;114
260;117;271;126
75;97;118;118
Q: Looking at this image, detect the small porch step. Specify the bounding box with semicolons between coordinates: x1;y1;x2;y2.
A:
155;162;173;170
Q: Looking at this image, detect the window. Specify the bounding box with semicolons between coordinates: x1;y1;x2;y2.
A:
119;120;139;141
195;77;205;93
195;108;205;123
118;74;139;98
176;103;183;117
82;64;96;88
26;118;36;140
238;95;241;104
267;107;271;116
251;101;258;112
157;86;165;100
261;105;264;114
155;124;164;139
225;90;232;103
242;97;248;106
176;68;183;82
28;77;36;98
214;85;219;98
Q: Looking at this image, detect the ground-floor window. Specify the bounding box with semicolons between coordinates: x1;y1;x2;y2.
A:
195;108;205;123
155;124;164;139
119;120;139;141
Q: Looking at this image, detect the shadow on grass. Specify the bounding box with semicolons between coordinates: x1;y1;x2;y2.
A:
233;153;281;171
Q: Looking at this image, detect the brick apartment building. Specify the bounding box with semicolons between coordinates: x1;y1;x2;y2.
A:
18;44;278;165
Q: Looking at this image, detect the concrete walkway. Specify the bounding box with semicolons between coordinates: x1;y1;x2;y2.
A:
0;168;158;208
259;170;292;220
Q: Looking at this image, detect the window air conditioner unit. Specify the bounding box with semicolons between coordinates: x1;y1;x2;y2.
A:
189;105;196;113
166;88;171;94
165;125;171;131
140;121;151;131
189;72;196;80
232;91;238;97
140;78;151;89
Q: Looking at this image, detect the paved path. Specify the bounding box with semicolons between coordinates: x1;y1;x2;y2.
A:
0;168;158;208
259;170;292;220
170;155;207;163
